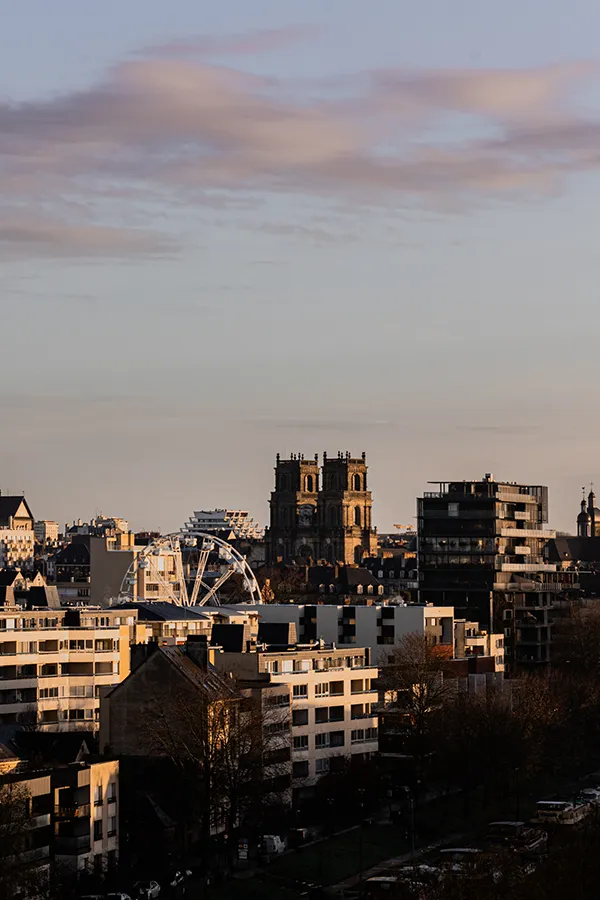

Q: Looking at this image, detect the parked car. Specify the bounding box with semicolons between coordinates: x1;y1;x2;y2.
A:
531;800;591;826
134;880;161;898
438;848;501;883
80;895;132;900
486;821;548;855
578;788;600;808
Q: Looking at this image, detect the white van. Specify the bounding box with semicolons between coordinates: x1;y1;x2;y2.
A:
261;834;286;854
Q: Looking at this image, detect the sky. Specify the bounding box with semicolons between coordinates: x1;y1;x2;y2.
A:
2;0;600;534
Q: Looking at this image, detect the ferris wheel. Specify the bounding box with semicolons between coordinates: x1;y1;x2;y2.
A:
118;532;263;607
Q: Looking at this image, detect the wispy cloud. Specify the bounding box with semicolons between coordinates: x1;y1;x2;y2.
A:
0;216;174;260
140;25;319;59
1;33;599;258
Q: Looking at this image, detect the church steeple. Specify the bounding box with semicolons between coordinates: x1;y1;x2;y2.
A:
578;488;591;538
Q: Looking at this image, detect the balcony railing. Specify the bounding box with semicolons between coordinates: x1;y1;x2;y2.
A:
54;804;91;820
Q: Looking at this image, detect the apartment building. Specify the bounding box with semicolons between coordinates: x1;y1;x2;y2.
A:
417;474;559;629
0;606;140;729
241;603;454;662
54;756;119;873
116;601;259;648
454;619;505;673
0;733;119;886
34;521;60;548
182;509;264;540
0;496;35;570
213;640;379;790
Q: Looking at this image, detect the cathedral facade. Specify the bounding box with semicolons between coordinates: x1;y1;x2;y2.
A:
265;452;378;566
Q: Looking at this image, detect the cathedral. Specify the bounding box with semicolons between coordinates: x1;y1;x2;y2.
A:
265;451;378;566
577;487;600;537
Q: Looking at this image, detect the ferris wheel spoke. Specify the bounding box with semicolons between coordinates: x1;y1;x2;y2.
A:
117;531;263;607
197;567;234;606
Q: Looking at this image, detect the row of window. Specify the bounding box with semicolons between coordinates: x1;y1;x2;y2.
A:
93;817;117;841
0;639;116;654
290;679;375;699
268;656;368;675
0;616;130;631
292;703;375;726
0;662;118;679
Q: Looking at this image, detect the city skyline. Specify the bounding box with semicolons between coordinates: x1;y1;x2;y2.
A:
3;1;600;534
1;459;590;537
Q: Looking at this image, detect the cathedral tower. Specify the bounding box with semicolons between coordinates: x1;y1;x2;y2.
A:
266;454;319;564
317;451;378;564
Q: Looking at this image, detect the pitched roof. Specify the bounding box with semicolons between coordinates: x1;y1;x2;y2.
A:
0;569;21;586
159;645;237;699
0;496;33;525
3;730;96;764
545;537;600;564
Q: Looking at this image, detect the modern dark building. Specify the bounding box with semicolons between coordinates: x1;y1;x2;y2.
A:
417;474;558;631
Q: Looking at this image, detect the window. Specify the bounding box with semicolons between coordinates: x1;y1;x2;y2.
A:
330;731;345;748
365;727;378;741
351;679;364;694
107;783;117;803
496;639;504;649
306;475;314;492
293;735;309;751
329;706;344;723
315;682;329;697
39;687;59;699
93;820;103;842
351;729;365;743
293;684;308;698
94;786;103;806
448;503;459;517
353;474;361;491
315;707;328;724
315;734;329;749
293;760;309;779
315;758;330;774
292;709;308;727
330;681;344;696
351;704;364;719
108;816;117;837
354;507;361;527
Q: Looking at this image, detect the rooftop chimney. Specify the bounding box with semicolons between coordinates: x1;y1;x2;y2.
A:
186;634;209;669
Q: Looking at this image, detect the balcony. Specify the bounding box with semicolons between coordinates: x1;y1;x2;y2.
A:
55;835;91;855
55;804;91;820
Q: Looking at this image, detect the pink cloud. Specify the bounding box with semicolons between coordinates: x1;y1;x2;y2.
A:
1;42;599;257
0;216;173;259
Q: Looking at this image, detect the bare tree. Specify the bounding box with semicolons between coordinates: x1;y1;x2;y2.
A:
380;633;450;782
134;675;291;857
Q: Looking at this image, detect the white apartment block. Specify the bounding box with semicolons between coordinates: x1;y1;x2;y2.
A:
183;509;264;540
0;606;140;729
0;496;36;569
214;644;378;788
242;603;455;663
